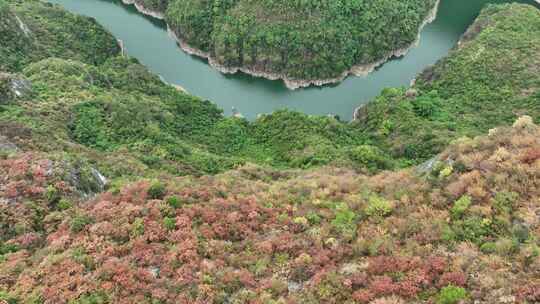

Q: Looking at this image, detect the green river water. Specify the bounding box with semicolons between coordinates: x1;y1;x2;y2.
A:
48;0;539;120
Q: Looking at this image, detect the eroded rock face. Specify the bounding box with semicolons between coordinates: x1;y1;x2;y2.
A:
14;14;31;37
91;167;108;193
66;164;108;198
353;104;369;122
11;77;32;98
406;88;419;99
416;154;444;174
0;73;32;102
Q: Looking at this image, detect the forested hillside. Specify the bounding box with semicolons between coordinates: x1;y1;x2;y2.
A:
0;0;393;180
0;0;538;178
0;0;539;303
353;3;540;162
0;0;119;72
126;0;438;88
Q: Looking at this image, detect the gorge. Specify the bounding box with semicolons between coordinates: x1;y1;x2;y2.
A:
48;0;540;120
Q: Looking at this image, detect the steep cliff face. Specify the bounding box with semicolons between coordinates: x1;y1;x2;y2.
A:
0;73;31;102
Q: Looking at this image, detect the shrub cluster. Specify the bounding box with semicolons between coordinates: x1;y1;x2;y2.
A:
1;121;538;303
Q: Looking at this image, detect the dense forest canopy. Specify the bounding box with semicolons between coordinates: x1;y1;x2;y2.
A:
0;0;119;72
353;3;540;161
133;0;438;84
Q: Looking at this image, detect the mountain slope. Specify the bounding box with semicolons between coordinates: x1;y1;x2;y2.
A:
2;4;538;182
0;2;539;303
1;117;539;303
0;0;119;72
353;3;540;163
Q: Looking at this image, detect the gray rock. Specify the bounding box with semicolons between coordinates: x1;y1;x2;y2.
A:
11;77;32;98
353;104;368;122
405;88;418;99
0;136;18;152
416;156;456;175
14;14;32;37
288;281;302;293
1;73;32;102
91;167;108;192
416;156;440;174
149;266;160;278
339;262;367;275
66;163;109;198
231;106;244;119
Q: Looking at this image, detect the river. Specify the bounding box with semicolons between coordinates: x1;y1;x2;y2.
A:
47;0;539;120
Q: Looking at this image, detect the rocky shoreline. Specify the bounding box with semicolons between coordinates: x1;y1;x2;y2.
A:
122;0;440;90
121;0;165;20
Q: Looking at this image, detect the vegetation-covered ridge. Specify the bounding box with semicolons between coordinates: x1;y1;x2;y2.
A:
353;3;540;162
1;117;540;303
121;0;439;89
0;0;401;184
0;0;119;72
0;1;538;179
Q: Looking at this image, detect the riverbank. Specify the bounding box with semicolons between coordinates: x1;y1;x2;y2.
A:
120;0;164;19
51;0;533;120
120;0;441;90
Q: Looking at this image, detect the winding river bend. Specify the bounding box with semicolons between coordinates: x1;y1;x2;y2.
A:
48;0;538;120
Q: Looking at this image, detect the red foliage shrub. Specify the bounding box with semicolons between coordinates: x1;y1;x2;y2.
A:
369;275;397;295
5;121;540;303
368;256;421;275
438;271;467;287
4;181;22;198
426;256;447;275
397;278;421;297
521;148;540;164
256;240;274;255
352;289;374;303
14;232;41;248
349;272;368;288
516;283;540;302
40;259;90;303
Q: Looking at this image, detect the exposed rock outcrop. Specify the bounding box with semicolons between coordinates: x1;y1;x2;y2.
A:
14;14;31;37
121;0;165;19
0;73;32;102
10;77;32;98
65;162;109;198
352;104;369;122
